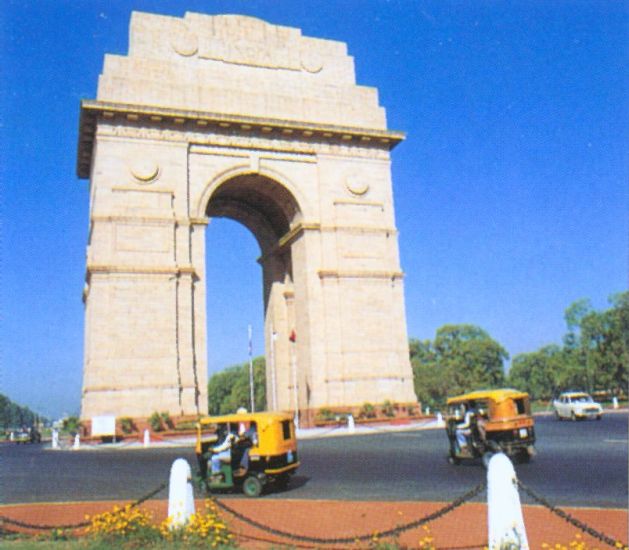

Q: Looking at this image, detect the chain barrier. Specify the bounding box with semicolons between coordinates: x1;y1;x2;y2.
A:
211;481;486;546
0;482;167;533
516;479;628;549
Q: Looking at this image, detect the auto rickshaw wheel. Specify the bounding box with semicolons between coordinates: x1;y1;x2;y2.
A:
243;475;264;497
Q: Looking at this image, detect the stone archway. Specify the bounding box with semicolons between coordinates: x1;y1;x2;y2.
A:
77;11;417;423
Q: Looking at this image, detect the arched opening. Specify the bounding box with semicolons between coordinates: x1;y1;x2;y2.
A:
205;218;264;374
204;173;302;412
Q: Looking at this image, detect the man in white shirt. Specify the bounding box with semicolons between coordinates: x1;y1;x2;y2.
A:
210;427;238;479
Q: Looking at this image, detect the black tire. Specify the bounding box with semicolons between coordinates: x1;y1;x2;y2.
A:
596;415;602;421
518;449;531;464
243;475;263;498
555;411;562;421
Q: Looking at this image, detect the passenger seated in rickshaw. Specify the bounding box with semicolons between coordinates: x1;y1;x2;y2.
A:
475;408;488;443
233;423;258;476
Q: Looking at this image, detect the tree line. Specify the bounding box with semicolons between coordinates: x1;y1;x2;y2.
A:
208;292;627;413
0;394;45;431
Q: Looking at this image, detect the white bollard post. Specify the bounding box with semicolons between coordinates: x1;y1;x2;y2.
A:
168;458;195;529
73;434;80;450
487;453;529;549
9;431;14;442
436;412;445;426
143;429;150;448
612;396;618;409
347;414;355;434
425;406;430;415
51;429;59;449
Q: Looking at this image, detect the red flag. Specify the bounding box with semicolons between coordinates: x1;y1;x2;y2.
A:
289;330;296;342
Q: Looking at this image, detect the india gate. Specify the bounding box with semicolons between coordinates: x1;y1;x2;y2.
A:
77;11;417;423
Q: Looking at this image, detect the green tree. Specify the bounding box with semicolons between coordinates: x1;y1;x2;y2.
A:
207;356;267;415
579;292;629;393
554;293;628;394
0;394;43;431
410;325;508;409
410;338;447;409
508;345;563;399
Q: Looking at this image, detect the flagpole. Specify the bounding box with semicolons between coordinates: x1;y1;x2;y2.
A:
270;326;278;410
290;330;299;429
248;324;255;413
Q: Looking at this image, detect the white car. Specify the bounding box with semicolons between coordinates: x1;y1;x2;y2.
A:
553;392;603;421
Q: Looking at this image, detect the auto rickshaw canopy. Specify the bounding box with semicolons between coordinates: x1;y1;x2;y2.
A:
446;388;530;406
446;388;532;421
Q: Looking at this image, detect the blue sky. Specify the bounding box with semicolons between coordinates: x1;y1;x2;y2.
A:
1;1;627;419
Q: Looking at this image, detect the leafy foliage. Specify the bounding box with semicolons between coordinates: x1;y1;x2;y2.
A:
119;417;135;434
359;402;376;419
148;412;164;432
507;345;564;400
62;416;82;435
0;394;44;430
207;356;266;415
410;324;507;409
508;292;628;398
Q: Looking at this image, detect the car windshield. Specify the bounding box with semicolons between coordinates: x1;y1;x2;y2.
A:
572;395;592;403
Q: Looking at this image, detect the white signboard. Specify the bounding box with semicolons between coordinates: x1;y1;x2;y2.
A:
91;415;116;437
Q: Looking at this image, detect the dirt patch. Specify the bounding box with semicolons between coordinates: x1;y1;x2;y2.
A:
1;499;626;548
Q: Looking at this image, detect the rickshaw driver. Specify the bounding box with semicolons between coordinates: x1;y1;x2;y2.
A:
210;426;238;481
455;404;475;451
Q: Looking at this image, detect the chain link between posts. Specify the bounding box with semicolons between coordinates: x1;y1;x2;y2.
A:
0;482;167;533
210;481;486;545
516;479;628;549
2;476;626;549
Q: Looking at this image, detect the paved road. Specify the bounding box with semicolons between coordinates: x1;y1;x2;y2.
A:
1;413;626;508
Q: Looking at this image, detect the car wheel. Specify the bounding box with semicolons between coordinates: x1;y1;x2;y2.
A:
596;414;602;421
243;475;263;498
555;411;562;421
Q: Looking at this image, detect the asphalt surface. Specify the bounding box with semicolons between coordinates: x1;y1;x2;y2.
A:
1;413;626;508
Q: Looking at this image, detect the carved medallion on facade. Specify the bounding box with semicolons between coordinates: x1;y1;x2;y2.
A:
171;23;199;57
345;175;370;197
129;158;160;184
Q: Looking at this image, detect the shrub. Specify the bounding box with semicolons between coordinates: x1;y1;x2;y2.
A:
316;407;336;422
359;402;376;419
62;416;82;436
174;420;197;431
159;411;173;430
85;504;158;543
382;400;396;418
160;500;235;547
148;412;163;432
119;417;135;434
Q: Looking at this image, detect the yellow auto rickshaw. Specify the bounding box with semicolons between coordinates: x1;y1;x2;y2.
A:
195;411;299;497
445;389;536;465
